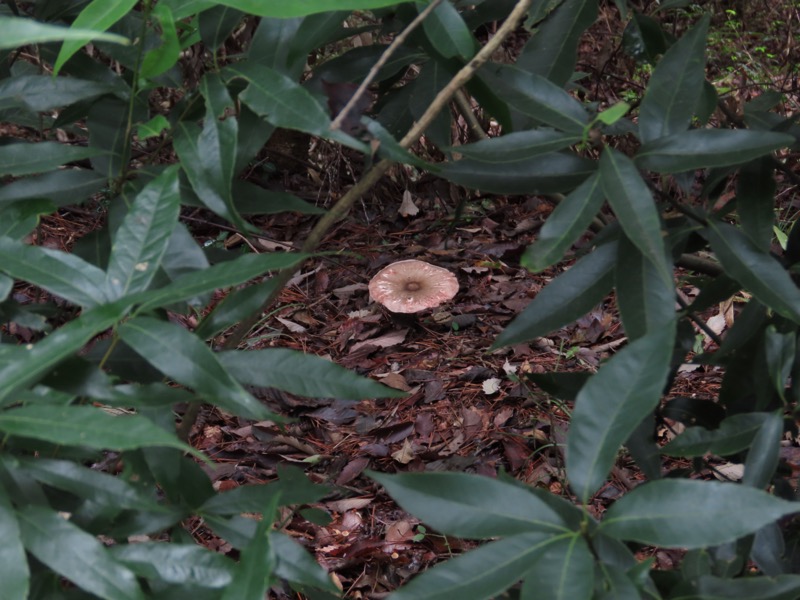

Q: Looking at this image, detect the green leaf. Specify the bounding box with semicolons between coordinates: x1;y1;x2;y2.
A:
521;171;605;272
516;0;597;87
389;532;554;600
232;182;326;215
567;324;675;502
173;74;249;232
17;505;145;600
106;165;180;300
676;574;800;600
421;1;478;60
218;348;406;400
663;413;770;458
194;279;279;339
0;199;55;240
0;142;101;177
600;148;672;286
0;487;29;600
0;169;108;207
53;0;139;75
451;129;583;164
494;241;617;348
764;325;795;402
214;0;417;17
600;479;798;549
369;471;568;539
0;75;118;112
743;411;783;489
635;129;794;173
595;101;631;126
737;157;777;250
615;233;676;340
638;15;709;143
139;3;180;81
270;532;340;593
520;534;594;600
0;236;108;308
438;151;595;195
0;300;130;407
110;542;235;588
622;12;671;64
0;404;197;454
136;114;170;140
17;458;162;512
221;493;278;600
136;252;307;313
227;62;367;152
705;221;800;324
199;6;245;54
482;64;590;134
0;15;130;50
117;317;274;420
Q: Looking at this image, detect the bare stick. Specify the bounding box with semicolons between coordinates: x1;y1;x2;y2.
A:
223;0;534;351
330;0;445;132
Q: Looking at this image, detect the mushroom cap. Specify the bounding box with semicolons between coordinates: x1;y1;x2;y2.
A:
368;259;459;313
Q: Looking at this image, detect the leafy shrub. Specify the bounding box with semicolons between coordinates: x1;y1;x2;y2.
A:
0;0;799;599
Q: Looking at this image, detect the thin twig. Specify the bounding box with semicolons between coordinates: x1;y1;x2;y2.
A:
222;0;534;350
330;0;445;132
453;89;489;141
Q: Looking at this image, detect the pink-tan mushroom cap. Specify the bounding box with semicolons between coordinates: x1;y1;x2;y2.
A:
368;259;459;313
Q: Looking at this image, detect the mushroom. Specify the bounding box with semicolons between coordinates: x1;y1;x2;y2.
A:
368;259;459;313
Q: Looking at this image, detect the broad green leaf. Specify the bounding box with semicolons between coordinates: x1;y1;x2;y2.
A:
516;0;597;87
421;1;478;60
218;348;406;400
88;96;130;180
199;6;245;54
17;505;145;600
705;221;800;324
174;74;249;231
0;15;129;50
0;75;117;112
0;236;108;308
567;324;675;502
615;233;676;340
482;64;590;134
389;532;554;600
17;458;162;512
663;413;770;458
370;471;568;538
232;182;326;215
136;252;307;313
635;129;794;173
764;325;795;401
201;466;325;515
600;148;672;286
743;411;783;489
226;62;367;152
0;142;101;177
675;574;800;600
638;15;709;143
110;542;235;588
106;165;180;300
494;241;616;348
622;12;671;64
0;404;198;454
520;534;594;600
0;169;107;207
53;0;139;75
600;479;798;549
139;3;180;80
270;532;340;593
408;60;455;150
521;171;604;272
194;278;278;339
595;101;631;126
451;129;582;164
0;487;29;600
117;317;273;420
215;0;419;18
137;114;170;140
738;157;777;250
0;199;55;240
0;300;130;407
438;151;595;195
221;494;278;600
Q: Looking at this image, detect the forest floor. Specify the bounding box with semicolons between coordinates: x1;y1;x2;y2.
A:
20;1;800;597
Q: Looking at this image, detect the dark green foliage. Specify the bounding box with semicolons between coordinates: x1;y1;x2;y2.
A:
0;1;797;598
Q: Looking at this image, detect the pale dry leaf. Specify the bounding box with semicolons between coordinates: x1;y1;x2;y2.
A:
482;377;502;395
391;439;415;464
350;329;408;353
276;316;306;333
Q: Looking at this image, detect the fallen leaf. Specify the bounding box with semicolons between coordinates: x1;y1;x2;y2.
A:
391;439;415;464
482;377;502;395
350;329;408;353
398;190;419;217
